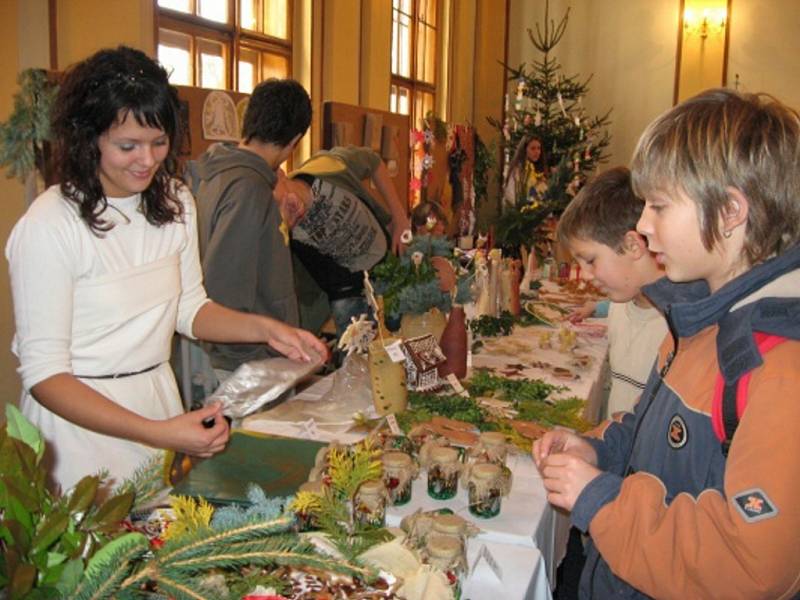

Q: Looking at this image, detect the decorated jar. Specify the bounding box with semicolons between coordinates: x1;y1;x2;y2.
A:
353;479;387;528
471;431;509;466
382;451;417;506
427;446;461;500
295;480;324;532
432;513;467;543
467;462;504;518
379;432;416;455
424;534;466;597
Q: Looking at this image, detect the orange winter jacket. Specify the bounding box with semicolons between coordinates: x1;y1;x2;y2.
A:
573;248;800;600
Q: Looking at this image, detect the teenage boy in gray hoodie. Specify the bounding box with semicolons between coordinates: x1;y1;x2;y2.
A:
187;79;312;375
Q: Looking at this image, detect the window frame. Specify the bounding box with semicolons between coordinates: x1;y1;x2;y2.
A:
390;0;438;128
157;0;293;92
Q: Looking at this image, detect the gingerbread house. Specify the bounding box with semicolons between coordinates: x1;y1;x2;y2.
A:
401;334;446;391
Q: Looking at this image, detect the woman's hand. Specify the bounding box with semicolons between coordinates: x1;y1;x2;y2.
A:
261;316;330;363
154;402;231;457
532;429;598;469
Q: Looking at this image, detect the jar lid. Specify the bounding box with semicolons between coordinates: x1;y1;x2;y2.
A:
382;451;413;468
471;462;502;480
298;480;324;495
430;446;459;464
358;479;386;497
480;432;507;447
426;534;462;558
432;513;465;535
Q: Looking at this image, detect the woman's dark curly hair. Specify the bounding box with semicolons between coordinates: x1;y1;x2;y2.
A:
52;46;183;234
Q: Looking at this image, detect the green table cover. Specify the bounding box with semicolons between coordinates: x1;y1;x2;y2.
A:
172;430;325;505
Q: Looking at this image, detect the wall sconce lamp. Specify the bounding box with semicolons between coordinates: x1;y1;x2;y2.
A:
684;7;727;39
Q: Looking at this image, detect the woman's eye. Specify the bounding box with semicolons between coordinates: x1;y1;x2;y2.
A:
118;144;135;152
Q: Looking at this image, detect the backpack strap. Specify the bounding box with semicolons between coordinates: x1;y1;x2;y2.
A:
712;333;789;456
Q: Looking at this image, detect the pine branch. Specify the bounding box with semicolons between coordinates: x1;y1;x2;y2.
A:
70;532;150;600
157;515;295;564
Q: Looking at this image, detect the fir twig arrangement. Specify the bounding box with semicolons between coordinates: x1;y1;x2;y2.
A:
0;69;58;183
488;0;612;250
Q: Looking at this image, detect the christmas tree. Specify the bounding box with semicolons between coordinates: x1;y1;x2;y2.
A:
488;0;611;251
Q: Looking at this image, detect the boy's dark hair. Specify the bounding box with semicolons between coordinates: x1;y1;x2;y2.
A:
631;88;800;264
411;201;447;231
557;166;642;252
52;45;183;234
242;79;311;146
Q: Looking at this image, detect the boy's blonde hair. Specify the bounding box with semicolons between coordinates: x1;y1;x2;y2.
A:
631;88;800;265
557;166;643;252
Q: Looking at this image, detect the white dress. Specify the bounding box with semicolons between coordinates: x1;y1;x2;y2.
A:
6;184;209;492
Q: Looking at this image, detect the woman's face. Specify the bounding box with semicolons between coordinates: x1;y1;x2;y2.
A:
526;139;542;163
96;111;169;198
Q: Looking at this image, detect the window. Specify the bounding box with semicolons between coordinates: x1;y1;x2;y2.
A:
157;0;291;93
390;0;437;128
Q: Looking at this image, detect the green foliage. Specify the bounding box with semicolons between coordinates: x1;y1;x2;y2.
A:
0;69;58;182
395;368;592;444
0;406;136;600
372;235;474;318
1;407;378;599
469;311;517;339
473;133;497;209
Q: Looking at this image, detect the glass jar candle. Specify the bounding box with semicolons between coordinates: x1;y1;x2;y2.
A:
353;479;387;528
473;431;508;465
382;451;416;506
427;446;461;500
424;534;466;596
468;462;504;518
295;480;324;532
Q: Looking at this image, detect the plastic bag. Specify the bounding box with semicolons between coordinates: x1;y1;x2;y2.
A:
205;355;323;419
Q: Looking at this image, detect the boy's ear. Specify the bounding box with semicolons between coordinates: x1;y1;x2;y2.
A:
622;230;648;258
722;187;750;233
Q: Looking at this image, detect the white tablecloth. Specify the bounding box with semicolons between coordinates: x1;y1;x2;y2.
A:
463;541;551;600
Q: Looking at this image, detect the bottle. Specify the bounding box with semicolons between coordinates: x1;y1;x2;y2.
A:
437;304;468;379
382;451;416;506
427;446;461;500
353;479;387;528
468;462;504;518
424;534;465;597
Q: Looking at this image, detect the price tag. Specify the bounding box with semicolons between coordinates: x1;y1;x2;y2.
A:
298;418;320;440
385;340;406;363
446;373;470;397
470;543;503;581
386;413;402;435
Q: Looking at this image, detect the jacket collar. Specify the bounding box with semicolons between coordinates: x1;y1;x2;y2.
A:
643;245;800;381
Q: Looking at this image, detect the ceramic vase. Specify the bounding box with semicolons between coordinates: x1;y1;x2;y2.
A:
437;305;468;379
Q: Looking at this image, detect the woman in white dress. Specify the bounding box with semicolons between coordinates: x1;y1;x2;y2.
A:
6;46;328;493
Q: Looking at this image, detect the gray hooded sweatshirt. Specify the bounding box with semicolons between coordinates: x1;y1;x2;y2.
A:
186;143;299;371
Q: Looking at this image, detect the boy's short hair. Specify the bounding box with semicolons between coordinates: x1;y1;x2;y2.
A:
557;166;642;252
411;201;447;230
242;78;312;146
631;88;800;265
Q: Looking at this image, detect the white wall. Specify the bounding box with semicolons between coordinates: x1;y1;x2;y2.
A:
507;0;678;168
727;0;800;109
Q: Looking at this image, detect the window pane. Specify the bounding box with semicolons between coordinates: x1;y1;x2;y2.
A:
390;84;411;115
414;90;434;128
263;0;288;39
240;0;259;30
158;28;193;85
238;48;259;93
158;0;191;13
262;52;289;79
198;0;228;23
416;23;435;84
418;0;436;26
392;9;411;77
198;38;227;89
